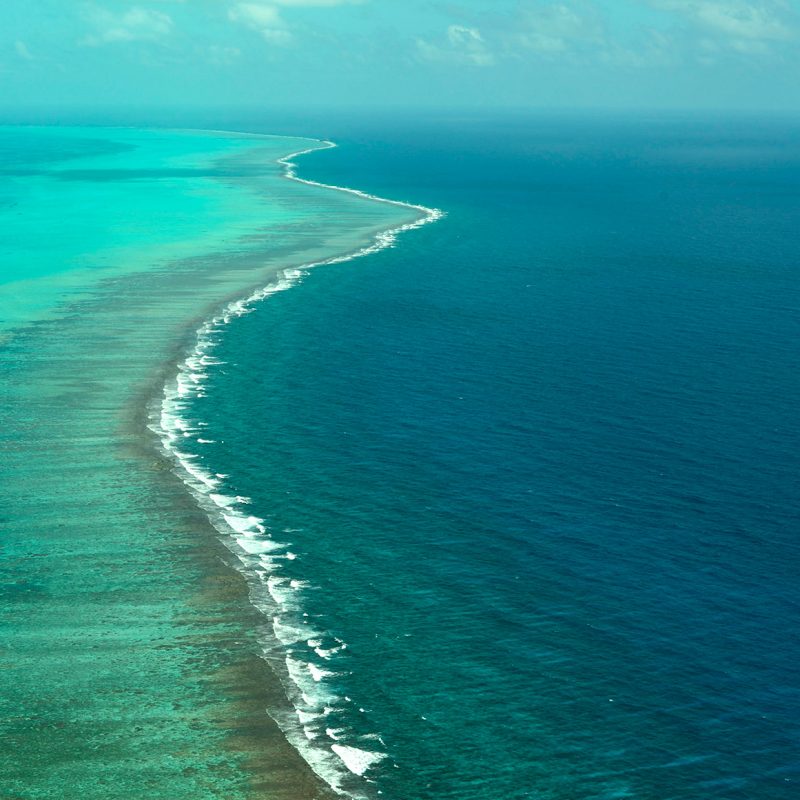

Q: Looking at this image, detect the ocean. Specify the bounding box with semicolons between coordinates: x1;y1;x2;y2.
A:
2;114;800;799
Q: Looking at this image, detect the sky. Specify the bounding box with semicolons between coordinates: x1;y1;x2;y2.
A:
1;1;799;114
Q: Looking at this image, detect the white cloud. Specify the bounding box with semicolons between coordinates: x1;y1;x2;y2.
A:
82;6;174;46
269;0;364;5
15;41;34;60
417;24;494;66
228;3;292;45
697;3;791;39
651;1;795;55
229;2;282;27
227;0;363;45
206;44;242;64
600;27;677;67
512;2;606;56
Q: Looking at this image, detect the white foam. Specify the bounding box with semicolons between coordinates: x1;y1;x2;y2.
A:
274;617;317;645
209;492;236;508
257;554;282;570
285;655;309;693
181;460;219;489
267;575;294;605
222;514;265;534
314;641;347;659
152;135;443;800
269;713;354;799
236;536;284;555
278;141;444;249
296;709;318;725
309;663;336;682
285;656;339;710
331;744;386;777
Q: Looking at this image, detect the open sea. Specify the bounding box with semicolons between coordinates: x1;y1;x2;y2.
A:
2;113;800;799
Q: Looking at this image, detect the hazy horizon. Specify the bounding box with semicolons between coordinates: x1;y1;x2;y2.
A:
2;1;798;117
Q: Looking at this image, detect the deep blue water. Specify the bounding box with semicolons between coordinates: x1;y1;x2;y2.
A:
183;115;800;799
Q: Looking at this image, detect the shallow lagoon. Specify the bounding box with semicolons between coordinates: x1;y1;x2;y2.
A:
0;127;421;799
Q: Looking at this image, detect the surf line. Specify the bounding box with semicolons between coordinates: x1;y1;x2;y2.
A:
150;136;443;799
279;138;444;238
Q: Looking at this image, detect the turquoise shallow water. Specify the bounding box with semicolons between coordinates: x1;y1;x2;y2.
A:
0;126;422;799
0;127;300;332
171;114;800;800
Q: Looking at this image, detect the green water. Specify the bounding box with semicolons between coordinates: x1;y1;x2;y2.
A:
0;127;420;799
